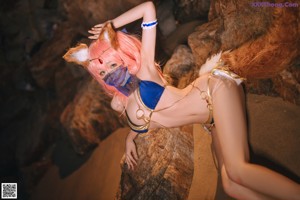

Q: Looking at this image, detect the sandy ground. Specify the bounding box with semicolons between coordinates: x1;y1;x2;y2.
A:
31;128;128;200
188;124;218;200
31;125;229;200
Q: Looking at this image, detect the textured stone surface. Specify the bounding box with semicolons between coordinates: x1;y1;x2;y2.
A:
186;0;300;104
161;20;206;56
60;0;146;31
272;68;300;105
221;7;298;79
247;94;300;179
187;18;222;68
156;0;177;37
1;0;299;199
28;95;299;200
0;0;150;196
188;0;274;69
60;79;127;154
116;126;194;200
173;0;210;23
163;45;197;88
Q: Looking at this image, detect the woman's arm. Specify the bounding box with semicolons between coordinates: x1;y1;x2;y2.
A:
113;1;157;69
125;130;139;170
89;1;157;70
111;1;156;29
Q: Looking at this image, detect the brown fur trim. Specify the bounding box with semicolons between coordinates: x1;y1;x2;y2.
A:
63;43;89;68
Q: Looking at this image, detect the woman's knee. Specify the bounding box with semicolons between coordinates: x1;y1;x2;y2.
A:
221;167;240;198
225;162;248;186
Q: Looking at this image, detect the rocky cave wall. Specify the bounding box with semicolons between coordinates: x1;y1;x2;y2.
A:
0;0;299;199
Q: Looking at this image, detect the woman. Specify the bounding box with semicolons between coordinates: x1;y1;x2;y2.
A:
63;1;300;199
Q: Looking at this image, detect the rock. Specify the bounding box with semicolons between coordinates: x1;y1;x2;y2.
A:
28;24;82;89
28;94;299;200
187;18;222;68
247;94;300;180
188;0;274;69
186;0;300;104
60;79;127;154
163;45;197;88
272;68;300;105
156;0;177;38
173;0;210;23
221;7;298;79
161;20;206;56
116;126;194;200
60;0;146;32
116;93;300;199
213;0;273;49
1;0;299;199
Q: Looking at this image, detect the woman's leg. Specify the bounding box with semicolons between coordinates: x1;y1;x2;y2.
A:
211;128;276;200
211;79;300;199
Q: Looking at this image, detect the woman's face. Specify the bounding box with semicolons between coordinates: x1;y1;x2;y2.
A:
89;47;123;79
98;60;122;78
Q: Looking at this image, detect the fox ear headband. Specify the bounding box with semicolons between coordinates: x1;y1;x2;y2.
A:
63;22;119;68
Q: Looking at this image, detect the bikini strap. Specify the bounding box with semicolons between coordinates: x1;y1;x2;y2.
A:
125;110;150;133
204;76;214;124
200;75;214;133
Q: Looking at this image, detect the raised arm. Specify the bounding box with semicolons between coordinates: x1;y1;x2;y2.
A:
114;2;156;68
111;1;156;30
88;1;157;71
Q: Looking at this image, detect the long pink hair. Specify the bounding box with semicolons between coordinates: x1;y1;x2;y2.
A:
87;30;142;103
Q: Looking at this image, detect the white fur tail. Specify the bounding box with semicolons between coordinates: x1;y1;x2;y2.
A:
199;52;222;76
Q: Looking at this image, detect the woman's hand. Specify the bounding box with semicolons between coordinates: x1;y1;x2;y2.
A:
88;23;105;39
125;131;139;170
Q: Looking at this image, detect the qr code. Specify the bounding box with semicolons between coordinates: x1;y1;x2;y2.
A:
1;183;17;199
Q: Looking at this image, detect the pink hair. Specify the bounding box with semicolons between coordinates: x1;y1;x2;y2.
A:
86;31;142;102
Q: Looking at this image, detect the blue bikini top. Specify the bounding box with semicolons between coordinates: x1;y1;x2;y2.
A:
103;66;165;133
139;80;165;110
125;80;165;133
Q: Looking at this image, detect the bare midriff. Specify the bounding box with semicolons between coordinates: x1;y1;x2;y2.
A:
125;73;213;130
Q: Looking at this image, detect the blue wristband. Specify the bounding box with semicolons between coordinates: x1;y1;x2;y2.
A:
141;20;158;29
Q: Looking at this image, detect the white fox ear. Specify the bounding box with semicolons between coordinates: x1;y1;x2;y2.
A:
98;22;119;50
63;43;89;67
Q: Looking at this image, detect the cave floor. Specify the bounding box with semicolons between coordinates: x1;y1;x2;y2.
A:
31;125;230;200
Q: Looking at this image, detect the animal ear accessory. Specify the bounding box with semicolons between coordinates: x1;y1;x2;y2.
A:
63;21;119;67
98;21;119;50
63;43;89;68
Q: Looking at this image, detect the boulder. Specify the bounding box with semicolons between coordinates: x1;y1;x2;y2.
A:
247;94;300;180
163;45;196;88
60;79;127;154
116;126;194;200
187;0;300;104
173;0;210;23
